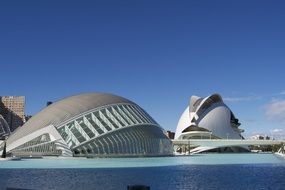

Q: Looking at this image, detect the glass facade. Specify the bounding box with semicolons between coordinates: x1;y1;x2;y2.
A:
9;103;173;157
10;134;62;156
56;103;172;157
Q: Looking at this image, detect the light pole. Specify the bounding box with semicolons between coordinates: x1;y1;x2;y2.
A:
226;133;229;140
188;138;190;154
270;131;274;140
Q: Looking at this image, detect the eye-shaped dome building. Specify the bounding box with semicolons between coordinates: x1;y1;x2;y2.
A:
4;93;173;157
175;94;247;152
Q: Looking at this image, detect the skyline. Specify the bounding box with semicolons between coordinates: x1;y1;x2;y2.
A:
1;1;285;138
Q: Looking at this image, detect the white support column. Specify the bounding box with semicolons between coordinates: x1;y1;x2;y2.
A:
91;112;108;133
74;120;90;141
116;106;134;125
110;135;120;153
106;108;122;128
133;106;152;123
106;136;115;153
131;105;148;123
111;107;128;126
126;105;144;123
121;105;139;124
99;110;116;130
83;115;99;136
64;125;80;146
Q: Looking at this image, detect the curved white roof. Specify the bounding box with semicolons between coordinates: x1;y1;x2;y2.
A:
195;94;223;113
175;93;243;140
7;93;135;144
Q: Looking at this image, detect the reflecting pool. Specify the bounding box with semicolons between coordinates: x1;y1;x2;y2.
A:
0;153;284;190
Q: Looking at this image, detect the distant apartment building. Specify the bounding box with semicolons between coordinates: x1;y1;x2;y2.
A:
251;135;270;140
0;96;25;132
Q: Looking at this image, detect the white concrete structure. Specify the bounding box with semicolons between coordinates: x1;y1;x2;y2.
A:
0;114;10;139
173;139;285;154
1;93;173;157
277;144;285;155
175;94;247;152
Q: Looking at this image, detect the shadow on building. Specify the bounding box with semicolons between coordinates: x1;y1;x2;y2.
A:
0;101;24;132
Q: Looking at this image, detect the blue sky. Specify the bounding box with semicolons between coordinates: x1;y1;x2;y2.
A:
1;0;285;138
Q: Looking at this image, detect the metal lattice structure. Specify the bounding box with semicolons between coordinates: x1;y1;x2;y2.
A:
5;93;173;157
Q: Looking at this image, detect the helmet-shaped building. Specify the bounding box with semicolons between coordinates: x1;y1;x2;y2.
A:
175;94;247;152
4;93;173;157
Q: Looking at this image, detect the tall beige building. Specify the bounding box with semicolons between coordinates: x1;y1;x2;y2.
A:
0;96;25;132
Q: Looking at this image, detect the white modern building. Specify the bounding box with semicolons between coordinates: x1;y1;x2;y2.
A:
175;93;248;152
250;135;270;140
2;93;173;157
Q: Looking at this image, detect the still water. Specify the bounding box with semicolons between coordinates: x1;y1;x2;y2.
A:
0;153;284;190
